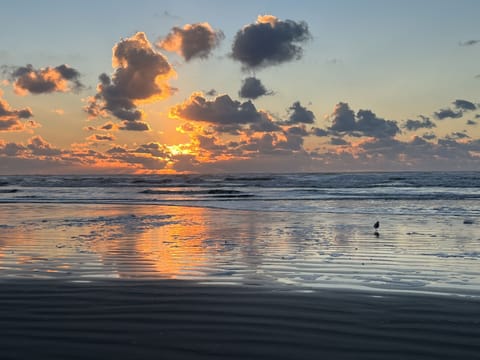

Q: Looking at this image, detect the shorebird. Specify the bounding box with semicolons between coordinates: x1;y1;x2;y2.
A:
373;221;380;237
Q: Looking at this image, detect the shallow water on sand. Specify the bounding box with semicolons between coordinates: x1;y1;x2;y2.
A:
1;203;479;296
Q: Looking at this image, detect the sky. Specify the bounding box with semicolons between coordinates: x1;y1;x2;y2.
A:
1;0;479;174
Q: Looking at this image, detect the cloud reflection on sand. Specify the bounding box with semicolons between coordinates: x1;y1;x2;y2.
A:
1;203;479;295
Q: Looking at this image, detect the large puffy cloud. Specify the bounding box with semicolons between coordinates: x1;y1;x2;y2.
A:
157;23;224;61
284;101;315;124
231;15;310;69
238;77;272;99
85;32;175;130
329;102;356;132
403;115;436;131
328;102;400;138
0;89;34;131
170;92;266;130
5;64;83;95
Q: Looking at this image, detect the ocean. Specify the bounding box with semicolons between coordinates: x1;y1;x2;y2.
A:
1;171;479;295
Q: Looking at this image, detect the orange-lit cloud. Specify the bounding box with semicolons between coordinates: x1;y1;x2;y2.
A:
157;22;224;61
6;64;83;95
0;89;34;131
170;92;273;134
85;32;176;130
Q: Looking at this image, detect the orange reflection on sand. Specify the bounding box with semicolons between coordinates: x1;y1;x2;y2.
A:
134;207;209;278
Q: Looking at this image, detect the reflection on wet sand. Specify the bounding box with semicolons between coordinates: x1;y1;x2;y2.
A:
1;203;480;294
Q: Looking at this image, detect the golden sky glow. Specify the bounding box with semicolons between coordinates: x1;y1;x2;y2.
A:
1;2;480;174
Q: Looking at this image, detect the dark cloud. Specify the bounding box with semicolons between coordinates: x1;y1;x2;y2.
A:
157;23;224;61
6;64;83;95
330;137;349;146
329;102;400;138
170;92;263;127
0;89;33;131
459;40;480;46
434;108;463;120
119;120;150;131
446;131;470;140
466;119;477;125
422;132;437;140
284;101;315;124
135;142;169;157
311;127;329;137
238;77;272;99
85;32;175;128
453;99;476;111
403;116;436;131
248;112;281;132
285;125;308;136
87;134;116;142
231;15;311;70
329;102;356;132
355;110;400;138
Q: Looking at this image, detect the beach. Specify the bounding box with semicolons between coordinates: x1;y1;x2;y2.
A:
1;279;479;360
1;200;480;359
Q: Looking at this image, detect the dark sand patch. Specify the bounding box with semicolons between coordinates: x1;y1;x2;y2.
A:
1;280;479;359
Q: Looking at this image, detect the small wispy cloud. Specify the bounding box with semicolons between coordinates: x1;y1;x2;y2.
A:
52;109;65;116
459;39;480;46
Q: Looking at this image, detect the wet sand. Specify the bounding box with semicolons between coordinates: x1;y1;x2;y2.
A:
1;279;479;359
1;203;479;358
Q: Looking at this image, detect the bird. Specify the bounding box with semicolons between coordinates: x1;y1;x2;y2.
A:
373;221;380;237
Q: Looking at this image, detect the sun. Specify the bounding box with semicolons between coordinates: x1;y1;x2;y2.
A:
166;143;194;156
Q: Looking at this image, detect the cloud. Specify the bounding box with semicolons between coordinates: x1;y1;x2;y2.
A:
285;125;309;136
311;127;329;137
157;23;224;61
328;102;400;138
434;108;463;120
284;101;315;124
0;141;26;156
6;64;83;95
459;40;480;46
85;32;175;130
231;15;311;70
238;77;272;99
403;115;436;131
329;102;356;132
119;120;150;131
170;92;264;128
134;142;169;157
27;136;61;156
446;131;470;140
205;89;217;96
330;137;349;146
422;132;437;140
52;108;65;116
453;99;476;111
0;89;34;131
87;133;116;142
